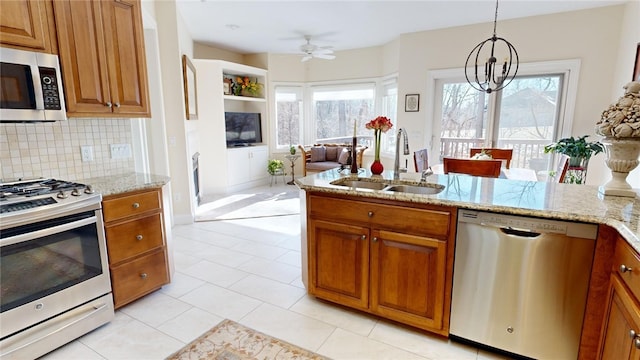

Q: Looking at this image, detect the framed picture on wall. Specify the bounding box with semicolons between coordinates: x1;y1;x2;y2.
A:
634;43;640;81
405;94;420;112
182;54;198;120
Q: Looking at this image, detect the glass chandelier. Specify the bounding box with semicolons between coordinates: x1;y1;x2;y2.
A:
464;0;519;94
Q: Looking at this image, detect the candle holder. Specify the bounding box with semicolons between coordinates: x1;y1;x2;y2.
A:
350;137;358;174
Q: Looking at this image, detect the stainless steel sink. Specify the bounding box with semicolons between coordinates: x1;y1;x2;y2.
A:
383;184;445;195
330;179;388;190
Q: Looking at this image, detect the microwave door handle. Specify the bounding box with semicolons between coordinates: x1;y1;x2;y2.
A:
31;67;45;110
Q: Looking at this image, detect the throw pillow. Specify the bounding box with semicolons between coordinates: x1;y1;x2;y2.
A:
310;146;326;162
338;148;350;164
325;146;339;162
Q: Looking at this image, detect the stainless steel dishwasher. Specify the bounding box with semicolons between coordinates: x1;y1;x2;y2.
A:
450;209;598;360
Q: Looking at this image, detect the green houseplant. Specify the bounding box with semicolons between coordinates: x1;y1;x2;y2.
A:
543;135;604;166
267;159;284;175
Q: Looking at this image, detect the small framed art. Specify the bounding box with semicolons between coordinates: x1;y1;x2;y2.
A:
405;94;420;112
182;54;198;120
634;43;640;81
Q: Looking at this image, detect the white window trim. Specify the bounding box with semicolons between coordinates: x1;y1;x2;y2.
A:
425;59;581;149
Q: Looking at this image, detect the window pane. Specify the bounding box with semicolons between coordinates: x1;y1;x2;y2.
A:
496;75;562;170
381;84;397;154
312;85;374;142
440;82;488;158
275;87;302;147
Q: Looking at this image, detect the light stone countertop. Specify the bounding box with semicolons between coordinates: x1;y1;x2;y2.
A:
295;168;640;254
82;172;170;197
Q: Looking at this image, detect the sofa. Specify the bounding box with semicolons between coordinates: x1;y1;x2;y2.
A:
298;143;368;176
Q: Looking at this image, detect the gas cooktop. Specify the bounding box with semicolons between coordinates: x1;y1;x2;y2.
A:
0;178;101;219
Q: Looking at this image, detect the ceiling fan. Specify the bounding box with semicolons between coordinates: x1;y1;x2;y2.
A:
300;35;335;62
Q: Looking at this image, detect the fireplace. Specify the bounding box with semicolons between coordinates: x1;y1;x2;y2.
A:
192;152;201;205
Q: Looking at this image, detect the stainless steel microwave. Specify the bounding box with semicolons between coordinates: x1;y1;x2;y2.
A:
0;47;66;122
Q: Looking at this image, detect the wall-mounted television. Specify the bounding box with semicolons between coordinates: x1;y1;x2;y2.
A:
224;112;262;147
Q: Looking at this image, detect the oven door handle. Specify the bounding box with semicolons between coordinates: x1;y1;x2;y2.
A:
1;216;97;246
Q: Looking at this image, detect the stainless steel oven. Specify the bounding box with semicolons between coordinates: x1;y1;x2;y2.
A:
0;179;113;359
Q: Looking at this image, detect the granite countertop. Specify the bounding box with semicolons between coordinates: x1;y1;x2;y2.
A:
295;169;640;253
82;172;170;197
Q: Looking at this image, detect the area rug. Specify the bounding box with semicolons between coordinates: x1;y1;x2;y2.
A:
166;319;329;360
195;190;300;221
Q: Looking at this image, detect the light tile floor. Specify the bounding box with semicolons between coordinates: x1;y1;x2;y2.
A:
42;183;510;360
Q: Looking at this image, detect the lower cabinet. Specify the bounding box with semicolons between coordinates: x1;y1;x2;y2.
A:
307;193;455;335
226;145;268;189
102;188;170;308
597;236;640;359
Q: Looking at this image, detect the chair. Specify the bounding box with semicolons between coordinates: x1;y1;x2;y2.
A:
555;154;570;183
443;158;502;178
469;148;513;169
413;148;429;172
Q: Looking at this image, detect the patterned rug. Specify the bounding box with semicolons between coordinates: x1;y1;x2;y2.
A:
166;319;329;360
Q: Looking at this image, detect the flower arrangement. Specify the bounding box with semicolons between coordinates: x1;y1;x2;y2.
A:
234;76;262;97
365;116;393;162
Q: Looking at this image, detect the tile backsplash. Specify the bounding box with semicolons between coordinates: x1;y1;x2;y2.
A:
0;118;135;182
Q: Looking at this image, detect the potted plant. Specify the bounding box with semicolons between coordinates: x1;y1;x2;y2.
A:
543;135;604;167
267;159;284;175
289;145;296;155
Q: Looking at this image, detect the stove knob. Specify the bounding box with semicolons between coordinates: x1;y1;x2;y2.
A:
71;188;81;196
57;191;68;199
84;185;94;194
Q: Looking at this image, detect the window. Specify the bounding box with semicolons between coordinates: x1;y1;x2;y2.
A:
274;86;303;148
380;78;398;154
431;60;579;172
311;83;375;142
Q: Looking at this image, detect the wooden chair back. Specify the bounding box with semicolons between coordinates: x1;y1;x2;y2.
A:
443;158;502;178
413;148;429;172
469;148;513;169
555;154;570;183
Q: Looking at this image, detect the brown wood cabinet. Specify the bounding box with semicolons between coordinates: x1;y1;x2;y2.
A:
307;193;456;335
0;0;57;53
102;188;169;308
53;0;150;118
597;235;640;359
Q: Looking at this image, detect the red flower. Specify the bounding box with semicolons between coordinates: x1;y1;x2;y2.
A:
365;116;393;133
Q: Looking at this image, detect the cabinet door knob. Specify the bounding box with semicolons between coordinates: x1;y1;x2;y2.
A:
620;264;633;273
635;337;640;350
367;211;374;218
106;102;112;108
360;235;366;240
140;273;148;279
372;236;378;242
132;202;140;209
114;102;121;108
630;329;637;339
136;234;143;241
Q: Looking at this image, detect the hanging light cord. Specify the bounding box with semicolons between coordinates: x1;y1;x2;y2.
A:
492;0;499;37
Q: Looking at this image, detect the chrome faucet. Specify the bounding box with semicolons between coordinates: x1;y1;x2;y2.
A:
394;128;410;180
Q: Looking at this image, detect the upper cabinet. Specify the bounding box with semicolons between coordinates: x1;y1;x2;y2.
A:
53;0;150;118
0;0;57;53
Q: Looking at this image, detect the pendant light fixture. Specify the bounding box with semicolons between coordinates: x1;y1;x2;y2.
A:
464;0;519;94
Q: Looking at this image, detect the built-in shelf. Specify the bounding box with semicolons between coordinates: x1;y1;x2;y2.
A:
223;95;266;102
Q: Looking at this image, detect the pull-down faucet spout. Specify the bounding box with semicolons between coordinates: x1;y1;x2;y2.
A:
394;128;409;180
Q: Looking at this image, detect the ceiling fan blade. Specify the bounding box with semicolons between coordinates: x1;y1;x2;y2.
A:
314;54;336;60
314;48;334;54
301;55;313;62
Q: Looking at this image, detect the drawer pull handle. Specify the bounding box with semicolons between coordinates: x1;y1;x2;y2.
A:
620;264;633;273
372;237;378;242
136;234;143;241
367;211;374;218
132;202;140;209
360;235;366;240
140;273;148;279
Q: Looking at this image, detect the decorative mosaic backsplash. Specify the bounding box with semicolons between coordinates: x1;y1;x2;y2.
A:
0;118;135;182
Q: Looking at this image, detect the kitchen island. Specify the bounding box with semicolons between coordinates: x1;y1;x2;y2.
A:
295;168;640;360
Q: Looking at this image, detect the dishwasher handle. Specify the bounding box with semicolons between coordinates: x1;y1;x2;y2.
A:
499;227;541;238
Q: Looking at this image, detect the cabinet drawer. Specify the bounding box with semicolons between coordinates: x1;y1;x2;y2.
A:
309;195;451;239
110;249;169;308
614;237;640;300
105;213;164;264
103;190;161;222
